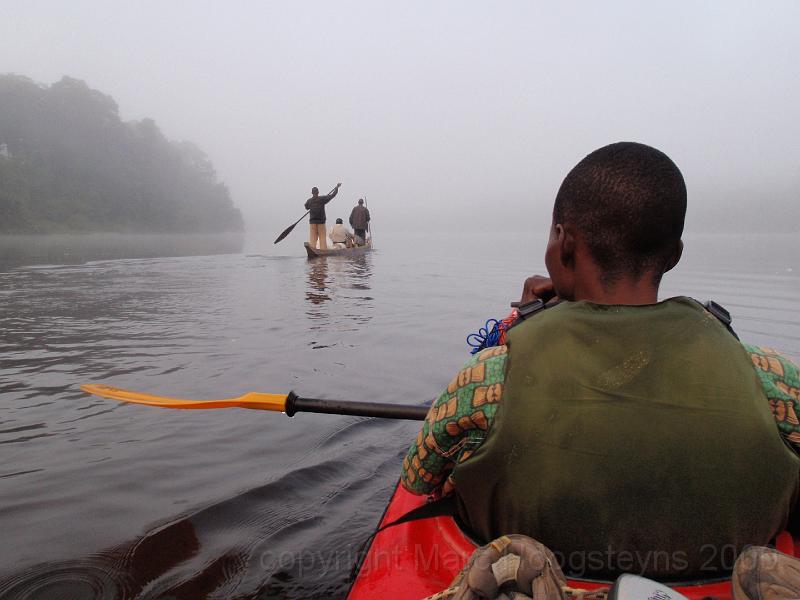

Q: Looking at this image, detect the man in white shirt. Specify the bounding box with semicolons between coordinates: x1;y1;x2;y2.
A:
328;218;353;249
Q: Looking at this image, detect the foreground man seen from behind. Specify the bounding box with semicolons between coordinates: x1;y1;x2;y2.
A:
402;141;800;581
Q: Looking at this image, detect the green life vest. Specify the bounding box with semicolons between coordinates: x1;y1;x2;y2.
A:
453;297;799;580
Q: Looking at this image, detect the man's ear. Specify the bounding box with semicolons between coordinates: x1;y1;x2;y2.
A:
663;240;683;273
558;224;576;267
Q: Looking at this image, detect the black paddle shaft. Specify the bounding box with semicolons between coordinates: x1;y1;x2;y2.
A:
273;211;309;244
285;391;429;420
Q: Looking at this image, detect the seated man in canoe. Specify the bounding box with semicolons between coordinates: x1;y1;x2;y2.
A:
401;142;800;581
328;218;354;249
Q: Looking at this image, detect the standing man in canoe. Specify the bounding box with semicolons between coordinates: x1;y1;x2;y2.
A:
401;142;800;581
349;198;370;246
305;183;341;250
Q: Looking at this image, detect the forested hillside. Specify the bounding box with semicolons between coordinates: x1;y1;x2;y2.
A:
0;75;243;233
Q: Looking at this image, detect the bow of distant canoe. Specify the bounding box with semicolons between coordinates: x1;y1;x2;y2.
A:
304;241;373;259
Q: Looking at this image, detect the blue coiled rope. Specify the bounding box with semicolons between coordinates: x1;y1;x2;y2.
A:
466;318;504;354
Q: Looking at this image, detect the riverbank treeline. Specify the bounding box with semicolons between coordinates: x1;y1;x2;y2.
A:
0;75;243;233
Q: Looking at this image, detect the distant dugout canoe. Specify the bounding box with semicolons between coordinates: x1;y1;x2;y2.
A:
304;240;373;259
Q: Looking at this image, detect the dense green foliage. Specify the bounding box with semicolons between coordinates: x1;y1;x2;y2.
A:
0;75;243;233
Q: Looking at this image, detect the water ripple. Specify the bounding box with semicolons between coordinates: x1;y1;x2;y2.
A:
0;232;797;599
0;560;124;600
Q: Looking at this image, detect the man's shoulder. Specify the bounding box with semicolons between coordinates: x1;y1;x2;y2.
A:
478;346;508;380
744;344;800;448
744;344;799;385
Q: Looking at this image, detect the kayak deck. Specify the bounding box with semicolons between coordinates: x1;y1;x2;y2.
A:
304;240;372;258
347;483;799;599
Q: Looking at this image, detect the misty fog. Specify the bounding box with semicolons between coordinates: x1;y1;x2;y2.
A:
2;1;798;235
2;5;800;597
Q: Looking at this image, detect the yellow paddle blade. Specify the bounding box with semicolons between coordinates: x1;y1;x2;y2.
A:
80;384;288;412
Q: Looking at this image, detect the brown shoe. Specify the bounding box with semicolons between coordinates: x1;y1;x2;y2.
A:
732;546;800;600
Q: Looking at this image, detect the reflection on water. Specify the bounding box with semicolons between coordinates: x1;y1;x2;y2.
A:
347;255;373;292
0;518;205;600
305;256;375;345
0;233;245;271
306;259;331;306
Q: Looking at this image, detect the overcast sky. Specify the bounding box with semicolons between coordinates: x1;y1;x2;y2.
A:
1;1;798;234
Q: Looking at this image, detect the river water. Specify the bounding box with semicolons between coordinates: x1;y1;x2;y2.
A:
0;231;797;599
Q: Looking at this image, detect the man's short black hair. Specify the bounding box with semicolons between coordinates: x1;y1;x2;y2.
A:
553;142;686;283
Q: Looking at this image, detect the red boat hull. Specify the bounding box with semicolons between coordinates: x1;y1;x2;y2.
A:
348;483;798;599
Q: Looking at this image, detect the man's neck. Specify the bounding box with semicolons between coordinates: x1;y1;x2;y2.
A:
571;266;660;305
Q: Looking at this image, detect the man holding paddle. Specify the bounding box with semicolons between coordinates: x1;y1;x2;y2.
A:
400;142;800;581
305;183;341;250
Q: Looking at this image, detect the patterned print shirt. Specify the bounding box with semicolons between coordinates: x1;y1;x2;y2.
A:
401;344;800;497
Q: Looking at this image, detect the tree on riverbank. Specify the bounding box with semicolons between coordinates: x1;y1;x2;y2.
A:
0;74;244;234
